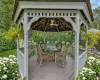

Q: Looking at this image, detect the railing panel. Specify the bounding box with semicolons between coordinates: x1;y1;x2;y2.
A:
79;51;87;70
17;49;24;78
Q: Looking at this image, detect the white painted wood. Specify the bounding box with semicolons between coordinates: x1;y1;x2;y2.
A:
79;51;87;70
17;25;19;63
83;3;92;23
20;2;84;10
17;49;24;78
14;3;21;23
79;51;86;59
64;17;76;31
79;19;83;26
27;17;39;31
26;10;77;18
74;12;80;80
14;2;92;23
17;13;24;26
79;11;88;27
14;2;91;22
19;68;24;79
23;11;29;80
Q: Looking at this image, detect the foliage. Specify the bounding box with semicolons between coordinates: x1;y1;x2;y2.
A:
4;27;17;40
79;29;87;49
86;32;100;48
77;67;96;80
88;53;100;60
32;32;43;43
77;55;100;80
86;56;100;77
0;29;16;52
0;0;14;30
89;6;100;29
32;31;74;44
0;55;18;80
4;25;24;40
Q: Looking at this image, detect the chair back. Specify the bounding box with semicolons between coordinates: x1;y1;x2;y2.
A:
56;42;62;51
61;44;69;56
37;44;43;57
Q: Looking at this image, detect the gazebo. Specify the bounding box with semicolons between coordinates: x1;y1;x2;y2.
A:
13;0;93;80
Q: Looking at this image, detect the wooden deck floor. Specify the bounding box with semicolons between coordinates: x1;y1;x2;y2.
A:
28;55;74;80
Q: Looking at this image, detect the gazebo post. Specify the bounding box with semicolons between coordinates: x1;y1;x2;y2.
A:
23;12;28;80
74;13;80;80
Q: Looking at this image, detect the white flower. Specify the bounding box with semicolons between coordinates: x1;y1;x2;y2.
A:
3;57;9;61
97;61;100;64
83;77;86;80
4;67;7;70
83;67;88;71
88;57;96;60
2;75;7;79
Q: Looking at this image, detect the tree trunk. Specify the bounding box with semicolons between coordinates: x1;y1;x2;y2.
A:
94;44;100;51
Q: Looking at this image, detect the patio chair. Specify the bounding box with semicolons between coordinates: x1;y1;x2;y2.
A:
55;44;69;67
37;44;49;66
56;42;62;51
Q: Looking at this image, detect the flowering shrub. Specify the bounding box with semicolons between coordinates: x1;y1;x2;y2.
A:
77;67;96;80
0;55;18;80
86;57;100;77
5;26;24;40
86;32;99;48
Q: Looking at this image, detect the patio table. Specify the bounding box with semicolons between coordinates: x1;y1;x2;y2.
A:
44;46;58;61
44;46;58;52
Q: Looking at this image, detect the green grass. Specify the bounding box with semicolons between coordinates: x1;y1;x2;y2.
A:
0;49;16;57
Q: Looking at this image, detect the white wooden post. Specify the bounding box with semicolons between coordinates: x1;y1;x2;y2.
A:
74;12;80;80
24;11;28;80
85;25;88;60
17;25;19;62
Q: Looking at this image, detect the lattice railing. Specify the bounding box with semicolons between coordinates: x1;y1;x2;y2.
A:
79;50;87;70
17;49;24;78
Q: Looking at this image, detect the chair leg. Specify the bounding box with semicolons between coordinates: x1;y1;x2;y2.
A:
40;59;42;67
55;55;57;64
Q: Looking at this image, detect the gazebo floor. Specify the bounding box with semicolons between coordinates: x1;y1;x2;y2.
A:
29;55;74;80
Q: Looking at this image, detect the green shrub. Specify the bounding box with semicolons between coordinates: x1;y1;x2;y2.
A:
32;31;74;44
77;67;96;80
86;56;100;77
0;29;16;52
0;55;18;80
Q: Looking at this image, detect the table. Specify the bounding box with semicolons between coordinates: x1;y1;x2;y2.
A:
44;46;58;61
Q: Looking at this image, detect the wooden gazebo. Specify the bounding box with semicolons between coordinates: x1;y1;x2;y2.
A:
13;0;93;80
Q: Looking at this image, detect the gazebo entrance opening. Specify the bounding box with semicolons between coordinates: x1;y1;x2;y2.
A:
28;31;75;80
16;10;88;80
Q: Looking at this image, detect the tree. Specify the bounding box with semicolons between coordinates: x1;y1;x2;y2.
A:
0;0;14;30
90;7;100;29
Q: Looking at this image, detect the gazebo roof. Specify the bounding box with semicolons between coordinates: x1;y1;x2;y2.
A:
13;0;93;21
31;18;73;32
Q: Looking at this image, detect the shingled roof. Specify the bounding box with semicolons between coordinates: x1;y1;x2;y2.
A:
13;0;93;21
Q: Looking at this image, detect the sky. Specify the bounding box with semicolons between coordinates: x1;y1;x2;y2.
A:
91;0;100;9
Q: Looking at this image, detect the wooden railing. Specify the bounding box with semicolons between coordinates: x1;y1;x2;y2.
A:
79;49;87;70
17;49;24;78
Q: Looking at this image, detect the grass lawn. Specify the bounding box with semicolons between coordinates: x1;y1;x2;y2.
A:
0;49;16;57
